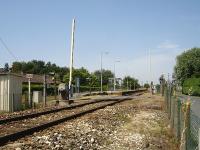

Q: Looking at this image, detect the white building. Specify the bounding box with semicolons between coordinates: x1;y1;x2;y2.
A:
0;73;22;112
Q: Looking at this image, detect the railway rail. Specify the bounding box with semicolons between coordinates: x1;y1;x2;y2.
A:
0;98;117;124
0;90;145;146
0;100;123;136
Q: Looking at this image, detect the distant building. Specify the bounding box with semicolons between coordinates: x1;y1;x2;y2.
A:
22;74;54;84
0;68;3;72
0;68;5;73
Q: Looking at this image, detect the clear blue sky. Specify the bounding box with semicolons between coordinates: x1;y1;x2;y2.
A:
0;0;200;84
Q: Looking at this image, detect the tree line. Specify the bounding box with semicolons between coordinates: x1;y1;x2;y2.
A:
6;60;140;90
174;47;200;96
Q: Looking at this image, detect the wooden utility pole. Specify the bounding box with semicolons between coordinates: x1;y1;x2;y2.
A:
180;101;191;150
43;74;46;106
54;76;57;100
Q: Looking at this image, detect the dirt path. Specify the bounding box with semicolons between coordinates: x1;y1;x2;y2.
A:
105;93;178;150
1;93;178;150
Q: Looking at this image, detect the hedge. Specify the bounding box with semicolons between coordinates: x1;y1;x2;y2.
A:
22;84;102;95
22;84;56;96
183;78;200;96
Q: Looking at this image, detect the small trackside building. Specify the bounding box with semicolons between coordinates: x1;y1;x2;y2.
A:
0;73;22;112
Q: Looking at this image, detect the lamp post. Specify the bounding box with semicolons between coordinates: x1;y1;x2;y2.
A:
100;51;108;93
114;60;120;91
127;79;129;91
134;82;136;90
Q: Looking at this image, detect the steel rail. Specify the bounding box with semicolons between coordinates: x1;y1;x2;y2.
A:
0;97;132;146
0;89;146;124
0;98;116;124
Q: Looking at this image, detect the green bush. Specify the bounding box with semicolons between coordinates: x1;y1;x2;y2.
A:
23;84;43;93
22;84;56;95
156;84;160;93
183;78;200;96
78;86;101;92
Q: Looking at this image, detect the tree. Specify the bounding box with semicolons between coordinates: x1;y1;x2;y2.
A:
4;63;9;72
11;60;68;77
94;69;114;86
88;73;99;87
58;67;69;81
144;83;150;88
72;67;90;86
122;76;140;90
12;62;22;73
32;60;46;74
63;67;90;85
174;47;200;85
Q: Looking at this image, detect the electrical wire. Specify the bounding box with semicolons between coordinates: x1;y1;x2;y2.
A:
0;37;18;61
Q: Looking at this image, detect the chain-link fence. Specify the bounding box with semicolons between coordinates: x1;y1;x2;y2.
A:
165;83;200;150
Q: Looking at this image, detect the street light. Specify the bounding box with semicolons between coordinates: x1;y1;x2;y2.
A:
114;60;120;91
100;51;109;93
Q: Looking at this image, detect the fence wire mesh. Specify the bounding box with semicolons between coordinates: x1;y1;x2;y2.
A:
188;110;199;150
164;83;200;150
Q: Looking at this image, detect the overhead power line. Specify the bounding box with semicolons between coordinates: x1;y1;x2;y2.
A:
0;37;18;61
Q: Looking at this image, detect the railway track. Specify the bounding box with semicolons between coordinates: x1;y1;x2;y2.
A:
0;96;135;146
0;98;118;124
